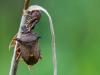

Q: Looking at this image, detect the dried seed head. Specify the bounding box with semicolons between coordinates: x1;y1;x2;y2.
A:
22;10;41;33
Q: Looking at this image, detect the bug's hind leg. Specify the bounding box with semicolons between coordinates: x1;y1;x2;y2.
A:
16;46;21;61
28;65;32;71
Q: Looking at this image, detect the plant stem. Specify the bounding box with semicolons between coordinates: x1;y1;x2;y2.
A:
24;0;30;10
9;0;30;75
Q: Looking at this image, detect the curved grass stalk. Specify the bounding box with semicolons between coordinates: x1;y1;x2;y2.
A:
27;5;57;75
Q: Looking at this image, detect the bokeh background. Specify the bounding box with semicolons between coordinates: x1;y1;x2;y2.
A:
0;0;100;75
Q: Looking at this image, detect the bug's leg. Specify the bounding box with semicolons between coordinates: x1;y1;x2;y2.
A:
38;49;42;59
40;55;42;59
16;46;21;61
28;65;32;71
9;33;17;50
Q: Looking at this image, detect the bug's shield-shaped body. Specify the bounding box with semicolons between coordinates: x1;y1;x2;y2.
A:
16;32;41;67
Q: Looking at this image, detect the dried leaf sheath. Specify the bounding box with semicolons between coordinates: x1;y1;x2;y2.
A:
22;10;41;33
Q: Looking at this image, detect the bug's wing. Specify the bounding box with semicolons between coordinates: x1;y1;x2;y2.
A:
9;33;17;50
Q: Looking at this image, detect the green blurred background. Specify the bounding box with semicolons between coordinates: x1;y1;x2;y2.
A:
0;0;100;75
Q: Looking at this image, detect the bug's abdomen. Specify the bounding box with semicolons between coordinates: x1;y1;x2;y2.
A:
20;42;41;65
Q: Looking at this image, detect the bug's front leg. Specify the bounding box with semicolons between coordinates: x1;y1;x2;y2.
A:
16;46;21;61
9;33;17;49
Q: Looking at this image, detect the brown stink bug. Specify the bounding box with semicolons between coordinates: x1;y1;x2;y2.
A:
10;32;41;69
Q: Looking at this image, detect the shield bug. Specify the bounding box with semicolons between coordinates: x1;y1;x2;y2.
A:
16;32;41;64
11;32;41;69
